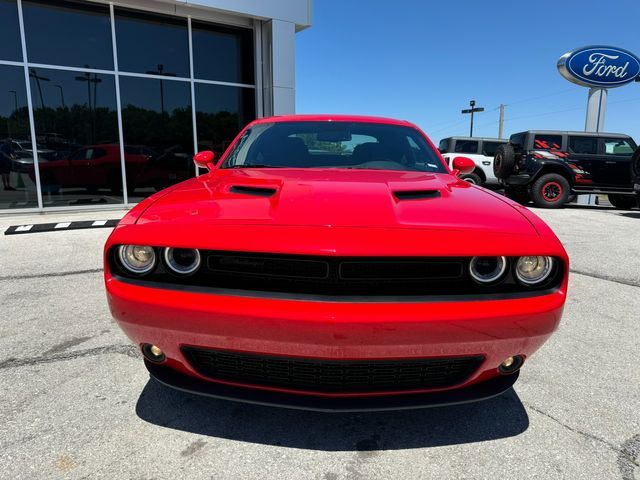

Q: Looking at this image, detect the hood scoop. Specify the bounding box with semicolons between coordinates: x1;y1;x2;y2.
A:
393;190;441;201
230;185;278;197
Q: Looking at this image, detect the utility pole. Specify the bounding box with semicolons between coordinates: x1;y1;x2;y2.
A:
461;100;484;137
498;104;505;139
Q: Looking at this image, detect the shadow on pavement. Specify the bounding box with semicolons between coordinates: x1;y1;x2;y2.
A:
619;212;640;219
135;378;529;451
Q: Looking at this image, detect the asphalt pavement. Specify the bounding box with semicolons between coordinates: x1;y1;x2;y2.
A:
0;204;638;480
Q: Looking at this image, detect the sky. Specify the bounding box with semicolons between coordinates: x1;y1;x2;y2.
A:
295;0;640;143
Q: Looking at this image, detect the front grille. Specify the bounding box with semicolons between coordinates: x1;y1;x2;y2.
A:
202;252;465;296
182;347;484;393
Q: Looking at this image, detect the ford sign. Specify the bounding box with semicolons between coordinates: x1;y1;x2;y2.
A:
558;46;640;88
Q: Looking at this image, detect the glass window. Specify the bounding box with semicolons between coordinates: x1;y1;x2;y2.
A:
438;139;449;153
533;134;562;150
195;83;255;157
29;68;122;207
454;140;478;154
0;65;38;209
482;141;504;157
119;76;194;203
22;0;113;70
0;0;22;61
568;136;598;155
192;21;254;84
115;9;189;78
221;121;446;173
603;138;635;155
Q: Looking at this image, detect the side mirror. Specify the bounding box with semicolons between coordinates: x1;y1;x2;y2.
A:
193;150;216;171
451;156;475;176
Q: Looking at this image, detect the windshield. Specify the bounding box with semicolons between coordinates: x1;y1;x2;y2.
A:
221;121;446;173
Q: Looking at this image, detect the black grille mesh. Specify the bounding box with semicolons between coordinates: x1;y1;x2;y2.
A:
182;347;484;393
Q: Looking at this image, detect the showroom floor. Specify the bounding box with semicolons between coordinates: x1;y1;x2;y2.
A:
0;205;638;479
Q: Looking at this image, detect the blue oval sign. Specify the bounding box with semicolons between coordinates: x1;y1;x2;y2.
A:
558;46;640;88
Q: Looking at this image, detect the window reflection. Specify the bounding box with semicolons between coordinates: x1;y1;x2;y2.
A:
29;68;122;206
22;0;113;70
0;0;22;61
195;83;255;157
0;65;38;209
119;76;193;202
115;9;189;78
192;22;254;84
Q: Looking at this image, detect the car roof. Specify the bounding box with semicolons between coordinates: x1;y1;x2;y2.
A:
441;136;506;142
512;130;632;138
252;114;416;127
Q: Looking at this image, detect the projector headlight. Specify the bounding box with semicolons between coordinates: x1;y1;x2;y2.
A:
118;245;156;275
515;256;554;285
163;247;201;275
469;256;507;284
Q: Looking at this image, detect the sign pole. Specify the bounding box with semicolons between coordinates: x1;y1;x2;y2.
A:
461;100;484;138
585;87;607;132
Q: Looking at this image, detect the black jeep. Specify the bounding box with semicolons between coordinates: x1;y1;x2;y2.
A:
493;130;639;209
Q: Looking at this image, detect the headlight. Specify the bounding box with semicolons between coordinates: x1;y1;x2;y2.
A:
118;245;156;274
469;256;507;284
515;256;554;285
163;247;201;275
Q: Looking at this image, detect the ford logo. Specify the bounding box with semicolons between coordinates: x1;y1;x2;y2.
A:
558;46;640;88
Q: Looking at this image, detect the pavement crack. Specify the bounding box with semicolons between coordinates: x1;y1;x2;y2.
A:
526;403;639;471
0;344;139;370
570;269;640;288
0;268;103;282
619;434;640;480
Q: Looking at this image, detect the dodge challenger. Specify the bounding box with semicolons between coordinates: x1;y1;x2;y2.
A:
104;115;568;411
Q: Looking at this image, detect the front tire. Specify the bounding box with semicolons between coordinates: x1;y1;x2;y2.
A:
461;172;482;185
608;194;638;210
531;173;570;208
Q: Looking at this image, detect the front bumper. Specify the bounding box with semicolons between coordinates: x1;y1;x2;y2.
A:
146;359;520;412
107;273;565;408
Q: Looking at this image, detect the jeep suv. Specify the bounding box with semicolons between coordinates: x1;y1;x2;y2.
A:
438;137;507;187
494;130;639;209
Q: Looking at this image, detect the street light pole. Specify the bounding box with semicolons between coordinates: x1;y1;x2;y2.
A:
53;84;65;108
28;68;50;109
461;100;484;137
75;69;102;142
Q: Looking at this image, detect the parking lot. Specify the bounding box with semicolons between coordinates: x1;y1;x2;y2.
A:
0;205;638;480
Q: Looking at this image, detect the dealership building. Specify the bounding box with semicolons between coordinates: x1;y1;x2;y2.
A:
0;0;311;213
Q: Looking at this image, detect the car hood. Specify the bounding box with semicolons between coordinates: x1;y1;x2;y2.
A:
137;169;537;236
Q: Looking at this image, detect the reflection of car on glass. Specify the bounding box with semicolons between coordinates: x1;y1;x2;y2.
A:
1;139;56;172
494;130;639;209
31;144;192;194
105;114;569;411
438;136;507;187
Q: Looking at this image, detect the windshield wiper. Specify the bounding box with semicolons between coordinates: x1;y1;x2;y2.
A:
227;164;286;169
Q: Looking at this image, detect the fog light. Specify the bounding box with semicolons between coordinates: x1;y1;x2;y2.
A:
498;355;524;374
142;343;166;363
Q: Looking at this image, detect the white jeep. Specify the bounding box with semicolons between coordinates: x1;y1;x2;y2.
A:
438;137;507;187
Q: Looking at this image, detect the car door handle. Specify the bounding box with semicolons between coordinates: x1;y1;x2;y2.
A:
605;161;616;164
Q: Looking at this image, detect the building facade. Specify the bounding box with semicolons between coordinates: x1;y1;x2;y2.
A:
0;0;311;212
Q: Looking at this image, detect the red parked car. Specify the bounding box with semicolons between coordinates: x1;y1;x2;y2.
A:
105;115;568;411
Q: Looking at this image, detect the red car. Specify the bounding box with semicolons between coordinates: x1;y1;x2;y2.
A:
105;115;568;411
